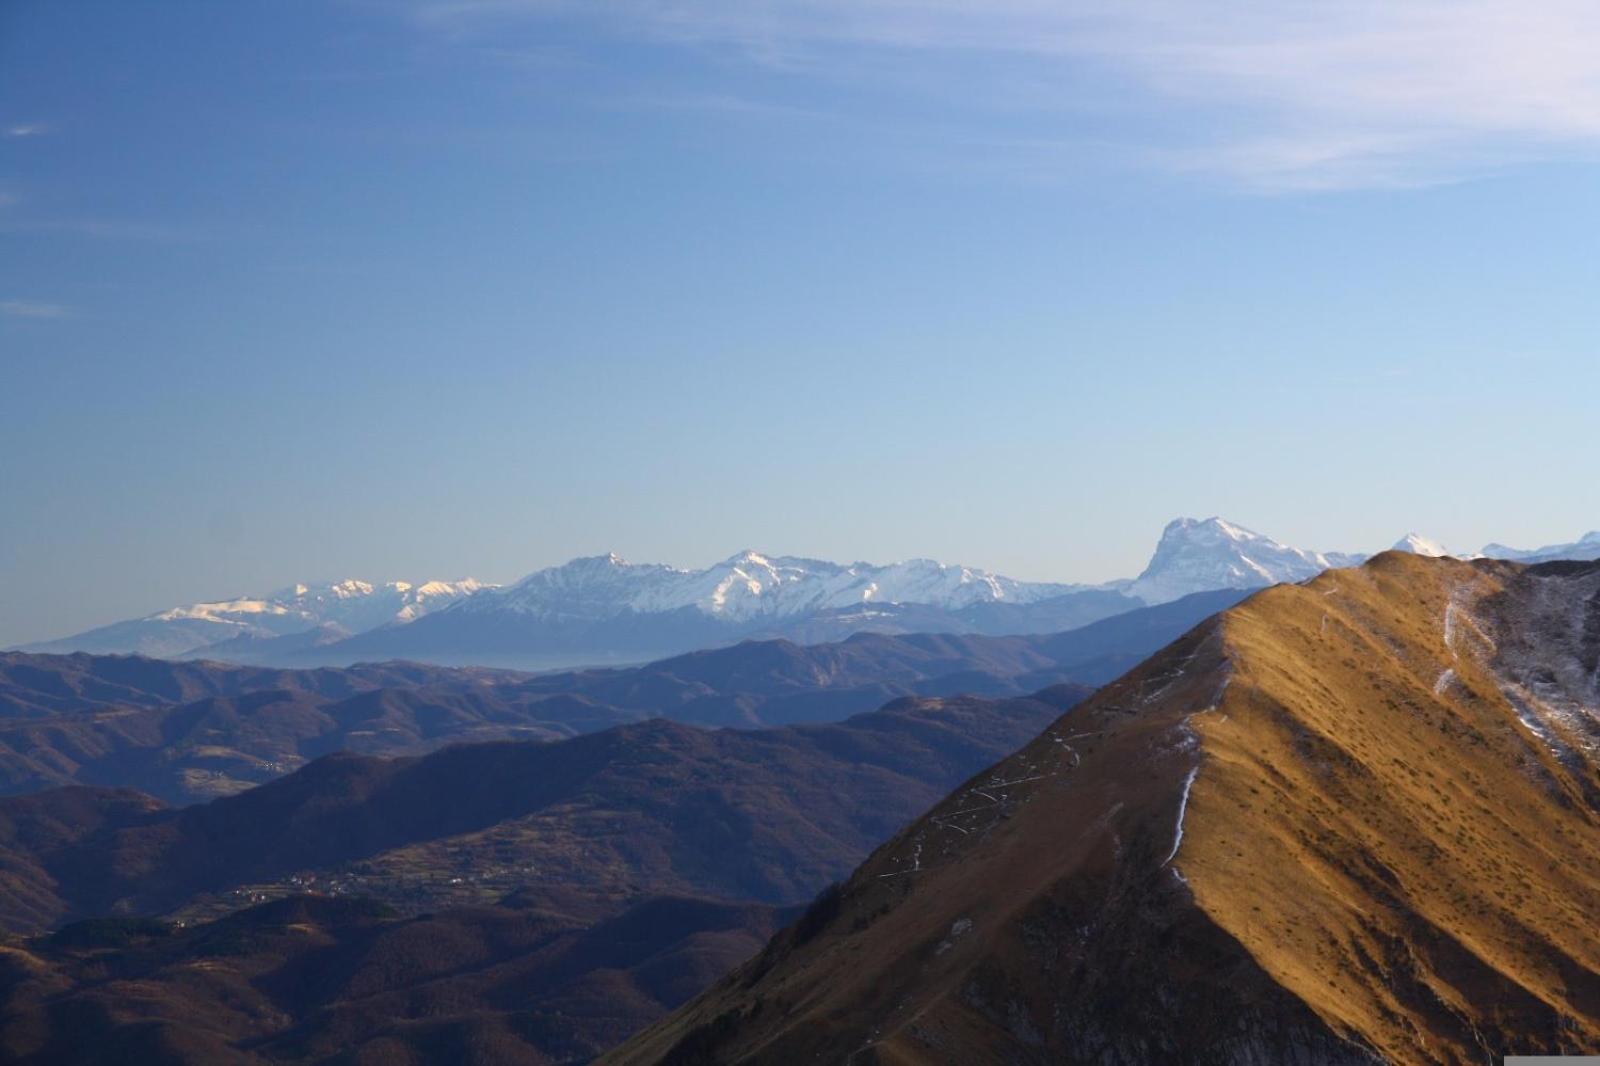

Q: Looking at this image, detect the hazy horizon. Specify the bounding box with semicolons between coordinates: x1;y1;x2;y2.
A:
7;514;1596;648
4;1;1598;646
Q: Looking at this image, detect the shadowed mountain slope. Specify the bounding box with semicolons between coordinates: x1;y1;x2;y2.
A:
0;689;1083;935
0;894;793;1066
609;554;1600;1065
0;653;509;718
0;590;1240;804
0;690;1085;1064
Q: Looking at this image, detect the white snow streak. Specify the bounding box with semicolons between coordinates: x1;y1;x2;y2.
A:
1161;766;1200;868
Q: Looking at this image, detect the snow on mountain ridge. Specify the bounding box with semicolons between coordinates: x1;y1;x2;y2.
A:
1392;533;1451;558
35;518;1592;664
154;578;489;627
1127;517;1360;606
24;578;492;658
481;551;1088;624
1481;531;1600;563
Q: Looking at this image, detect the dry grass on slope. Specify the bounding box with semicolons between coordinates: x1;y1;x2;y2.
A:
606;622;1357;1065
1186;553;1600;1063
607;554;1600;1066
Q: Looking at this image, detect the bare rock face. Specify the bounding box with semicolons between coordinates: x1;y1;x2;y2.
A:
608;554;1600;1066
1483;560;1600;791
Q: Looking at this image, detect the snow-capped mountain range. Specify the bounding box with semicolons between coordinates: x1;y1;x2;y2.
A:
17;519;1596;669
478;551;1088;623
22;579;491;659
312;552;1134;670
1481;531;1600;564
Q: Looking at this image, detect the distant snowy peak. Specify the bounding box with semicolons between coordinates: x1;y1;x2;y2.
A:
1481;531;1600;564
36;519;1571;668
1128;517;1361;606
1392;533;1451;558
153;578;490;629
481;551;1086;623
25;578;493;658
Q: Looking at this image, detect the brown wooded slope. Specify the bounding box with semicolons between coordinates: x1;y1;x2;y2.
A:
0;894;794;1065
607;554;1600;1065
0;693;1078;935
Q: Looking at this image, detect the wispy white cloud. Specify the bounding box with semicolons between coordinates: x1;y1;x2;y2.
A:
0;216;199;241
614;91;831;122
405;0;1600;189
0;300;69;319
5;123;48;138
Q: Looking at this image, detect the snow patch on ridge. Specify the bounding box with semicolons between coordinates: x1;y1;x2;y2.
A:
1162;765;1200;868
1484;568;1600;764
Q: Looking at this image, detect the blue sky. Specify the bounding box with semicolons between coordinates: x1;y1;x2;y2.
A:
2;0;1598;645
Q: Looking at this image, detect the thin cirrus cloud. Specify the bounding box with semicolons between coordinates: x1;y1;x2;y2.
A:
0;300;69;319
407;0;1600;189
